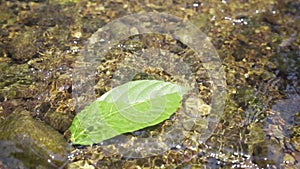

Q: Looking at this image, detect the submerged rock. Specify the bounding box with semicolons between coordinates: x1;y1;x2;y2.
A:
0;110;68;168
8;30;41;63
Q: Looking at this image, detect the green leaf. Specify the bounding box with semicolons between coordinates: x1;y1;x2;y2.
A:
69;80;189;145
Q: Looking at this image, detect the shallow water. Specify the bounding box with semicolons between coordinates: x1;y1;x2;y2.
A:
0;0;299;168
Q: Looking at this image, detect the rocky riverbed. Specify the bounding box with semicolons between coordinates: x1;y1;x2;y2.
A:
0;0;299;168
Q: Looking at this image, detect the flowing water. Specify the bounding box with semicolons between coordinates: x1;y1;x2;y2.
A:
0;0;299;168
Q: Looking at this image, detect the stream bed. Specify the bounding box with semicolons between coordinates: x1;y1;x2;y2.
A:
0;0;299;168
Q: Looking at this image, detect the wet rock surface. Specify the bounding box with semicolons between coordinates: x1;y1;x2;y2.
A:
7;30;42;63
0;110;68;169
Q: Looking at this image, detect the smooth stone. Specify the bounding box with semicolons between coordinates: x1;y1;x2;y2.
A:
0;110;69;168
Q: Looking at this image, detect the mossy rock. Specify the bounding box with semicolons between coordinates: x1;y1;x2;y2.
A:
0;110;68;168
8;31;41;63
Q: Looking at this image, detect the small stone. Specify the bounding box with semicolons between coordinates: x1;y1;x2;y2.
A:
67;160;95;169
72;31;82;39
283;153;295;165
44;111;73;133
8;31;41;63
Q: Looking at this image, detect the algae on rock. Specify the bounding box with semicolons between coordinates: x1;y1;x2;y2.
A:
0;110;68;168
